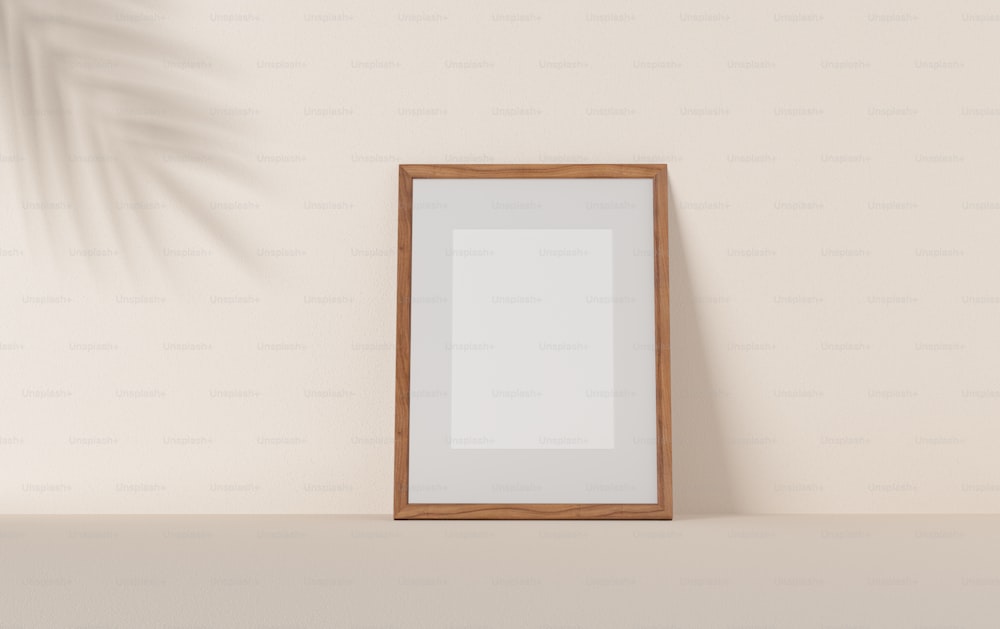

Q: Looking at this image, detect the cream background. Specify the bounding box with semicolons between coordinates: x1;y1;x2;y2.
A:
1;0;998;513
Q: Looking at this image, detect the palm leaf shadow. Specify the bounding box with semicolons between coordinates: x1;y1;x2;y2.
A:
0;0;261;279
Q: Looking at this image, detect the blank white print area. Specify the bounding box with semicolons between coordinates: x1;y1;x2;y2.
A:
450;229;614;449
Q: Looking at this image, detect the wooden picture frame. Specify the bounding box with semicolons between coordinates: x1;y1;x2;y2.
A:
395;164;671;519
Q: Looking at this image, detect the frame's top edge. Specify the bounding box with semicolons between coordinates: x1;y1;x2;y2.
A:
399;164;667;178
399;163;667;168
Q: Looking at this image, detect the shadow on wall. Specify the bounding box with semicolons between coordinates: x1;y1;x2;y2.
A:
668;183;740;514
0;0;259;281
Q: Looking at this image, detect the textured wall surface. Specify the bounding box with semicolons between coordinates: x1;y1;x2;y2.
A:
1;0;997;513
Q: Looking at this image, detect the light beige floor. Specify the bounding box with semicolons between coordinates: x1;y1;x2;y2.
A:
1;515;997;628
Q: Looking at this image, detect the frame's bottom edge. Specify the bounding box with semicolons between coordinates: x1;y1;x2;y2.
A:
393;503;673;520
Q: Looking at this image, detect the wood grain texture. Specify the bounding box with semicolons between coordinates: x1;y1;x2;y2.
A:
393;165;413;518
396;503;670;520
399;163;664;180
652;165;672;519
394;164;671;520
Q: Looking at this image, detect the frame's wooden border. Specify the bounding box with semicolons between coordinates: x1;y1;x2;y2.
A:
394;164;671;519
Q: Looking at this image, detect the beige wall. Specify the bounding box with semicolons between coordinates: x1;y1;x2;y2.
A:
1;0;997;513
